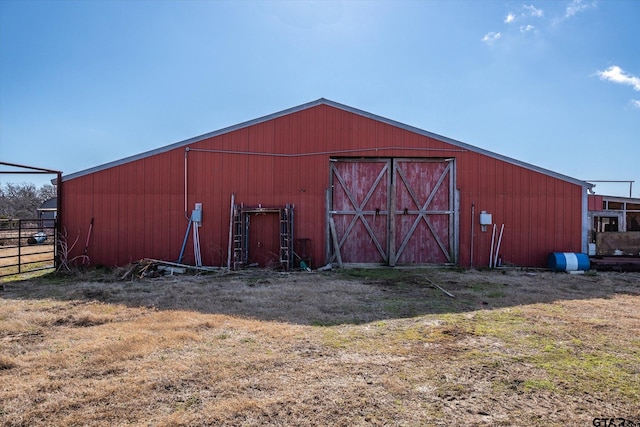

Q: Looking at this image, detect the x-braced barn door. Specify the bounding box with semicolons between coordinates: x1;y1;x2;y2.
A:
392;158;454;265
329;158;455;266
329;159;391;264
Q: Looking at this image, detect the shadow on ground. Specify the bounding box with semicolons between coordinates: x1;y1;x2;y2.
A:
2;267;639;325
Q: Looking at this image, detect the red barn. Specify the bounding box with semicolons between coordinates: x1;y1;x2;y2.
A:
60;99;591;269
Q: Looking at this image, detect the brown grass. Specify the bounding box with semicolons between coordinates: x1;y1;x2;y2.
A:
1;268;639;426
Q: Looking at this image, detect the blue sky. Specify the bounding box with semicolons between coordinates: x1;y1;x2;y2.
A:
1;0;638;197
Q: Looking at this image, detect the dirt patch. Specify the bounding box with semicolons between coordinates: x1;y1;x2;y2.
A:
4;268;639;324
1;267;639;425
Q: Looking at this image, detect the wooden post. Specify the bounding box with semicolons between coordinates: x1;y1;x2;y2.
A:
227;193;235;270
389;161;397;266
328;216;343;268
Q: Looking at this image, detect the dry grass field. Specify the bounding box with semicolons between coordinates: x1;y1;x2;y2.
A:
1;267;639;426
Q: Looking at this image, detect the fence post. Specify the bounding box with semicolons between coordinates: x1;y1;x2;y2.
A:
18;219;22;274
54;220;58;271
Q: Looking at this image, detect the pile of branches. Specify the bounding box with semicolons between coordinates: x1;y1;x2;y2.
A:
118;259;163;281
118;258;224;281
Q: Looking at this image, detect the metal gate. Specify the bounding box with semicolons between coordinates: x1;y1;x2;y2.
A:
329;158;455;266
0;219;57;277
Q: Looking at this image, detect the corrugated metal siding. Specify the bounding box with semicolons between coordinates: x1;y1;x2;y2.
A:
588;195;603;211
62;103;584;268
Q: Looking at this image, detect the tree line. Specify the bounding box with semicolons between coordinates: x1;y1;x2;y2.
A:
0;182;57;219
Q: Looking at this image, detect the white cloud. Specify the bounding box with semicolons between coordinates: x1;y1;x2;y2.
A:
597;66;640;91
631;100;640;109
520;25;535;32
523;4;544;17
565;0;595;18
505;13;515;23
481;32;502;45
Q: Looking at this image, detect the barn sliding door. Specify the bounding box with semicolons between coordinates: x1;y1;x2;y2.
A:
392;159;454;265
330;158;455;266
330;159;391;264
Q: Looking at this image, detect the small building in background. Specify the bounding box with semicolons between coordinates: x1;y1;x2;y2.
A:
37;198;57;227
588;194;640;259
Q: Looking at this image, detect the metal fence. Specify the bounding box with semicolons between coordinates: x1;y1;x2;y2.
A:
0;218;57;278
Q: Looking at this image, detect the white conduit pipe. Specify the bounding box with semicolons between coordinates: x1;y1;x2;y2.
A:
489;224;496;269
470;203;475;268
184;148;190;220
193;222;202;267
493;224;504;268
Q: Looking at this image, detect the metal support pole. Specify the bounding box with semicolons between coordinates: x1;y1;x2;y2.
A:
470;202;475;269
55;171;62;270
585;180;635;198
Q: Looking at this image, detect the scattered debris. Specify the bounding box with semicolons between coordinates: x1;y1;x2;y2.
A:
157;265;186;275
293;251;312;272
590;256;640;272
423;277;455;298
119;260;158;280
119;259;223;281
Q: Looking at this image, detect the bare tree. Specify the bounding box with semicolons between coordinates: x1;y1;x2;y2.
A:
38;184;57;202
0;182;57;219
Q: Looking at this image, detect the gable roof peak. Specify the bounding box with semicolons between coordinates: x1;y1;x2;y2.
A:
61;98;592;189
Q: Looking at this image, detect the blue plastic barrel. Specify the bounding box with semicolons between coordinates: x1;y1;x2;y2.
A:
548;252;590;272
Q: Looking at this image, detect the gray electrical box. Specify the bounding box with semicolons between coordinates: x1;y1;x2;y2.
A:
479;211;492;225
192;203;202;223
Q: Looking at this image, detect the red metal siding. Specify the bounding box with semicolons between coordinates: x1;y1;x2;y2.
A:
588;195;603;211
456;158;583;268
62;103;584;268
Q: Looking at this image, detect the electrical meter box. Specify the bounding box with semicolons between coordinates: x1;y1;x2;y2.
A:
479;211;492;226
192;203;202;223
